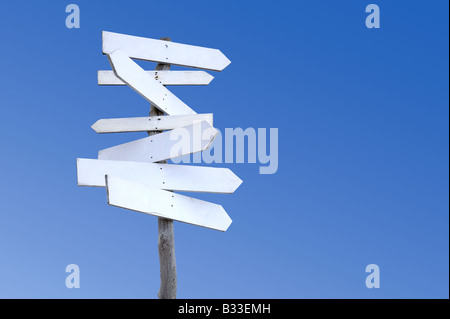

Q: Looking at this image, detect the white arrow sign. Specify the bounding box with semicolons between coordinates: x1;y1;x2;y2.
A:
98;70;214;86
108;49;196;115
98;121;217;163
91;114;213;134
102;31;231;71
77;158;243;194
106;175;232;231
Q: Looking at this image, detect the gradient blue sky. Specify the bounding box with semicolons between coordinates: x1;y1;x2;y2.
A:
0;1;448;298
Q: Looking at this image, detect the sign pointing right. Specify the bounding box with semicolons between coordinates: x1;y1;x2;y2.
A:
102;31;231;71
77;158;243;194
106;175;233;232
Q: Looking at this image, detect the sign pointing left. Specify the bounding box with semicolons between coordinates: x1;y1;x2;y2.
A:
91;114;213;134
98;121;217;163
98;70;214;86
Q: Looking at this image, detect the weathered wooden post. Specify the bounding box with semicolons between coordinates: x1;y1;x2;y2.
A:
147;37;177;299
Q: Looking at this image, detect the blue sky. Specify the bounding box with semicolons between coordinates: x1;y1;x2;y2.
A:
0;1;448;298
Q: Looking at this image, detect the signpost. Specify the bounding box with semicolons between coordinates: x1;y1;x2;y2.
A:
148;37;177;300
77;32;239;298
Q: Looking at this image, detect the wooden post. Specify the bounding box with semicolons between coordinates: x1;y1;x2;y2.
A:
147;37;177;299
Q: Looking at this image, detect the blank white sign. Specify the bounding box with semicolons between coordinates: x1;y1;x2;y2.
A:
102;31;231;71
77;158;243;194
106;175;232;231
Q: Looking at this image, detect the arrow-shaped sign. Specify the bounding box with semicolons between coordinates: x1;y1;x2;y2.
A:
108;49;196;115
91;114;213;134
98;70;214;86
106;175;232;231
98;120;217;163
102;31;231;71
77;158;242;194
